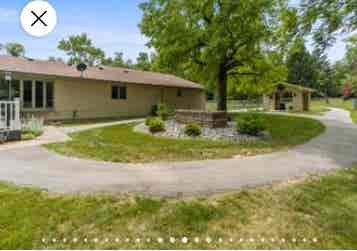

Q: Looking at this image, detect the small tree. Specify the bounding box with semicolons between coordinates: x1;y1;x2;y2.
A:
58;33;105;66
5;43;25;57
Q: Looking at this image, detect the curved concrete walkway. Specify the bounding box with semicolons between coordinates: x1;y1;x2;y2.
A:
0;108;356;197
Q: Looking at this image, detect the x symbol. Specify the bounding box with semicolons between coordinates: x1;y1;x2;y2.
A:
31;10;47;27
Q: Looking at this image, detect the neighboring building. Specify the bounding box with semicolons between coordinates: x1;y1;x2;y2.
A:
0;56;205;120
263;82;314;112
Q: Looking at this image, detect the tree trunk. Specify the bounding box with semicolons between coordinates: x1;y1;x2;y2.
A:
217;67;227;111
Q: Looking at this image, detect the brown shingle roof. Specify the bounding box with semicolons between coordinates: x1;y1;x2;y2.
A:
0;55;203;89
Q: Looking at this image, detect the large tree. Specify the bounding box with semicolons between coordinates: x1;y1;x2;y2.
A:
58;33;105;66
286;38;318;88
139;0;286;111
4;43;25;57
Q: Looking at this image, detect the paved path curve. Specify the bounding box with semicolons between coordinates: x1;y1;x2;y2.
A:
0;108;356;197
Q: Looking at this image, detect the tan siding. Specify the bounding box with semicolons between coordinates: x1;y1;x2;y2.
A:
41;78;204;120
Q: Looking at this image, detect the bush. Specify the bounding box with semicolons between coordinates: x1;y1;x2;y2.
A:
147;117;165;133
22;116;44;137
145;117;155;126
157;103;173;121
236;113;266;136
184;123;202;137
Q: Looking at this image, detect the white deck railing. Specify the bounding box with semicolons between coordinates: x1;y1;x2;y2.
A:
0;99;21;131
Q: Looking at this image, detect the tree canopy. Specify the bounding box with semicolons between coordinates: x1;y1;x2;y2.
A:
139;0;287;110
299;0;356;52
58;33;105;66
286;38;317;89
4;43;25;57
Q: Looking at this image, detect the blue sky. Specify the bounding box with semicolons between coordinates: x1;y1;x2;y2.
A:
0;0;353;63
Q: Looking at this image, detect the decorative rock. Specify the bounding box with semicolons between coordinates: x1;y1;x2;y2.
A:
134;120;270;143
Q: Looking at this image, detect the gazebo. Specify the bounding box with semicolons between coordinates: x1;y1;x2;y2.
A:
263;82;314;112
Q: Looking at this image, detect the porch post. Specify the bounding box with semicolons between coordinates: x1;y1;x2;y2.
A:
20;80;24;109
14;98;21;131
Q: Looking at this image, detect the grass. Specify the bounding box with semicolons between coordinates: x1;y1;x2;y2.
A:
48;117;141;127
1;164;357;249
311;98;357;123
46;114;325;163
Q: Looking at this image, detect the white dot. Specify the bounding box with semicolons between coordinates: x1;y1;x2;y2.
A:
313;238;318;243
157;237;163;243
135;238;141;243
63;238;67;243
194;237;199;243
271;238;275;242
84;238;87;243
20;0;57;37
281;238;285;243
73;238;78;243
218;238;223;243
249;238;255;242
239;238;244;242
229;238;233;243
125;238;130;243
206;237;212;243
292;238;296;242
52;238;56;243
261;238;265;242
303;238;307;242
170;237;176;243
93;238;98;243
146;238;151;243
182;237;188;243
115;238;119;243
41;238;46;243
105;238;109;243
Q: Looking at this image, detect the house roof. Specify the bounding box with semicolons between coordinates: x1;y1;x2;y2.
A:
0;55;203;90
274;82;315;93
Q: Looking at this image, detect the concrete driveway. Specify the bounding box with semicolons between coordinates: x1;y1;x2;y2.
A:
0;108;356;197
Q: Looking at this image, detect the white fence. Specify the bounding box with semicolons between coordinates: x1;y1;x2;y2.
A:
0;99;21;131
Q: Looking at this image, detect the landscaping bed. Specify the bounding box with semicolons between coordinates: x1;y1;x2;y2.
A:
1;164;357;249
46;114;325;163
134;120;271;142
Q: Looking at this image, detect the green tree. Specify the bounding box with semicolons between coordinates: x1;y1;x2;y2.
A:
300;0;356;51
139;0;286;111
136;52;151;71
286;38;318;88
58;33;105;66
5;43;25;57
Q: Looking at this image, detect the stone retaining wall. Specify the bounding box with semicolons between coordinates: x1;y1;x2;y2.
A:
175;110;228;128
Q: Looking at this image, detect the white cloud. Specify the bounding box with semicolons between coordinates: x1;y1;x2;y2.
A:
0;8;18;23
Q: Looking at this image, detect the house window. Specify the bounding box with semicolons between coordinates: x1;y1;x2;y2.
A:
46;82;54;108
177;88;183;97
112;86;119;99
35;81;44;108
23;80;33;108
112;85;127;100
119;86;127;99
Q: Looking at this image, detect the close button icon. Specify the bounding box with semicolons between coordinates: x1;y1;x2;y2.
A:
20;0;57;37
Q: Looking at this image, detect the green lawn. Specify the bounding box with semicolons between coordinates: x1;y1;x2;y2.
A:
311;98;357;123
1;164;357;249
46;114;325;163
48;117;141;127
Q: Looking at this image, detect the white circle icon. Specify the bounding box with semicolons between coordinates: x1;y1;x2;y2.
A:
20;0;57;37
